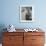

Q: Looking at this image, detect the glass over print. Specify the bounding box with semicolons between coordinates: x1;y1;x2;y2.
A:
20;5;34;22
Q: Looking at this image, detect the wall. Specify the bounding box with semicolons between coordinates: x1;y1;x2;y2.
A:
0;0;46;29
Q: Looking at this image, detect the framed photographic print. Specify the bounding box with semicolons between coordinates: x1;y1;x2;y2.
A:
20;5;34;22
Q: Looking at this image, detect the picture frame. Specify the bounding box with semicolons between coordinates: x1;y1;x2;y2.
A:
20;5;34;22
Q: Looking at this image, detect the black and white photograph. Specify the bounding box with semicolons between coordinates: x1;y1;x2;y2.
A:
20;5;34;22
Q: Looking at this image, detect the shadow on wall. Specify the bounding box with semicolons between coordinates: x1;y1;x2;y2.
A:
0;24;7;43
